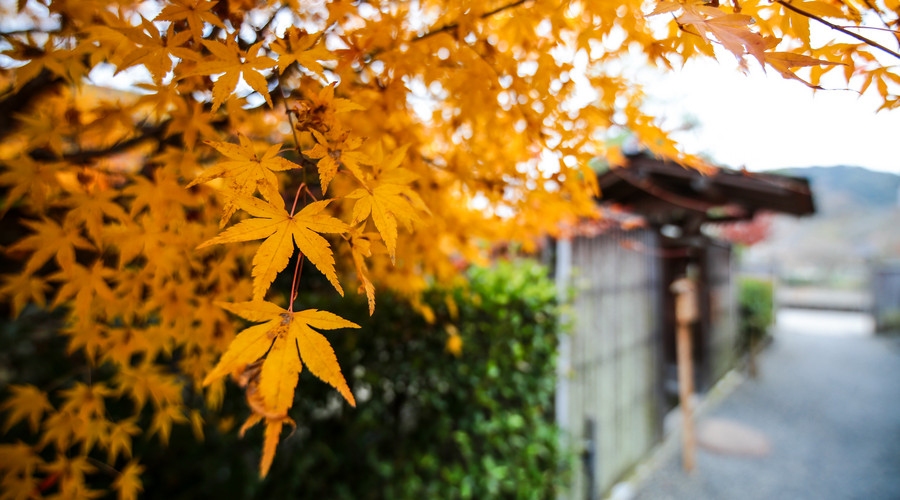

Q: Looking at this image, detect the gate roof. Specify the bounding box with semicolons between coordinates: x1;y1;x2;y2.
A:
597;153;815;225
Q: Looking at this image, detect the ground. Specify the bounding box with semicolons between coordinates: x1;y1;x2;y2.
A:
630;309;900;500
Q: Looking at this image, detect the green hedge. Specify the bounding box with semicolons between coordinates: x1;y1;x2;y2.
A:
737;277;774;351
164;259;563;499
1;260;563;499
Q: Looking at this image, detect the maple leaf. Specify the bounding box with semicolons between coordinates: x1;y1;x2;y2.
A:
1;385;53;433
349;229;376;315
105;418;140;463
292;83;365;134
765;51;845;88
155;0;226;42
0;272;49;318
61;188;132;245
197;195;349;299
188;135;299;219
49;261;118;322
0;155;60;216
3;36;88;90
302;129;368;192
113;461;145;500
678;4;766;67
6;218;93;275
204;300;360;477
272;27;332;77
183;37;276;111
149;404;188;445
205;301;359;405
346;144;428;261
116;18;196;83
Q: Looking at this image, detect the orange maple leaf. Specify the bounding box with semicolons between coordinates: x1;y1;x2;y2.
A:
197;195;348;299
765;51;845;87
678;4;766;67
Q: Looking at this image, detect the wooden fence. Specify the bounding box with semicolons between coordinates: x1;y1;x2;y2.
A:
555;228;664;500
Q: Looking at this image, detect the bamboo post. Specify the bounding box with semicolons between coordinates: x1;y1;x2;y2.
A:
671;277;699;473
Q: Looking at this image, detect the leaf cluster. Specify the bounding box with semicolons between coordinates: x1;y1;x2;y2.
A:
0;0;898;494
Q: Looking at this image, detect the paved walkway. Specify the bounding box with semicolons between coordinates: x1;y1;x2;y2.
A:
631;309;900;500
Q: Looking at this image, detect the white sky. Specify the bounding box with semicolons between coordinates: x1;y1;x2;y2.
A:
636;18;900;176
643;58;900;174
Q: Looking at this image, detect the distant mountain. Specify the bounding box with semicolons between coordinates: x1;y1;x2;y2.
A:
741;165;900;285
769;166;900;214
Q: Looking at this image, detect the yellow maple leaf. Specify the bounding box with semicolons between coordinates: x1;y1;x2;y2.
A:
346;144;428;261
105;418;140;463
302;129;368;192
272;27;332;77
204;300;359;476
1;384;52;433
155;0;226;42
116;18;195;83
197;195;348;299
0;272;48;318
0;155;60;215
259;419;283;478
189;135;299;208
113;461;145;500
7;218;93;275
349;228;376;315
204;301;359;407
182;37;276;111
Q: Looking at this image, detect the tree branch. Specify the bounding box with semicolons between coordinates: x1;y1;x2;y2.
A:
28;123;169;164
776;0;900;61
412;0;530;44
0;70;65;141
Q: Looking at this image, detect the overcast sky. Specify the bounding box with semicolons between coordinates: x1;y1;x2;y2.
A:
641;55;900;175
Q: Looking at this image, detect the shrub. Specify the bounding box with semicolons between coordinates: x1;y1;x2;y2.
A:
738;276;774;352
1;260;564;499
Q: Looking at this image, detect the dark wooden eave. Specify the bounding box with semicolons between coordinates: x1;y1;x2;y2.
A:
597;153;815;226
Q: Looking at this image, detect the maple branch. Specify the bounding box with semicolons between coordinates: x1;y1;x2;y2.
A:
278;77;320;177
837;25;900;34
46;125;168;163
776;0;900;61
0;70;65;142
412;0;531;43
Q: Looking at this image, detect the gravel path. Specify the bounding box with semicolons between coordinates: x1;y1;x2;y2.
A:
631;310;900;500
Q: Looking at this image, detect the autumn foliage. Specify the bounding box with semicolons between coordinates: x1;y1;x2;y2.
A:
1;0;899;497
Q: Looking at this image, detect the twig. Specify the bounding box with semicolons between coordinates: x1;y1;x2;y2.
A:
288;254;305;312
837;25;900;34
776;0;900;61
412;0;530;44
